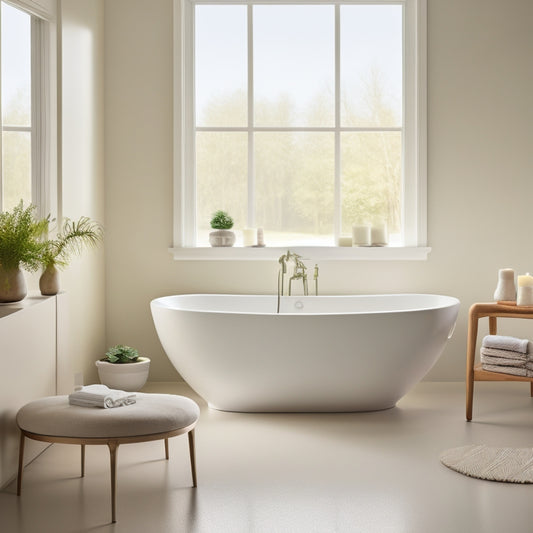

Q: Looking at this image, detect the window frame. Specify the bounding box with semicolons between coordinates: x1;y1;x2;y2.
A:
173;0;428;261
0;0;57;221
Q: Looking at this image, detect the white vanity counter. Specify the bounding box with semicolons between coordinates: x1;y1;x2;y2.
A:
0;294;67;487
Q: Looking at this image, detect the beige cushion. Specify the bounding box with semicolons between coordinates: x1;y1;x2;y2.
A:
16;393;200;439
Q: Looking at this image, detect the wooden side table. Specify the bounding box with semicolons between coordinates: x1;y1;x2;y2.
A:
466;301;533;421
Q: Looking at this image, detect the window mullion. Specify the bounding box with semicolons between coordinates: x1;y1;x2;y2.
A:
181;0;196;246
31;16;48;219
334;3;341;240
0;3;3;211
247;4;254;228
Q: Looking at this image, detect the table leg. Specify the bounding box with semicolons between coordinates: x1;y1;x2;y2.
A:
17;431;25;496
188;430;197;488
489;316;497;335
466;306;479;421
107;441;119;523
81;444;85;477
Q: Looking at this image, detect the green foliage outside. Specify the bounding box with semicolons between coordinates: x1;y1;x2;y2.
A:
104;345;140;364
2;88;32;212
196;72;402;241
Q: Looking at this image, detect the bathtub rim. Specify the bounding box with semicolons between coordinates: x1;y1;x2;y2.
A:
150;293;460;317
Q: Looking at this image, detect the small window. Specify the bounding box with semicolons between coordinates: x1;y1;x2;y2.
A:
0;1;55;218
1;2;32;211
175;0;427;257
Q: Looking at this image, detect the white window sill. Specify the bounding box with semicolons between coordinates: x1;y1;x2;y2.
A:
169;246;431;261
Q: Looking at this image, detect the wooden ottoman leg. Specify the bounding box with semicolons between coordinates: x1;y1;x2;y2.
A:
107;441;119;523
165;438;169;460
17;431;25;496
81;445;86;477
188;430;197;488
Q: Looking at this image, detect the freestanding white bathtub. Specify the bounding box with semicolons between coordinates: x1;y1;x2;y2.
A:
151;294;459;412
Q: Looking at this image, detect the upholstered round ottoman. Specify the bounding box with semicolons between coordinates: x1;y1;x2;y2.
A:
16;393;200;523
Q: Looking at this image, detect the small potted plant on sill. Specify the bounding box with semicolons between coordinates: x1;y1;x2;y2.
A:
0;201;48;303
95;344;151;392
39;216;103;296
209;210;235;247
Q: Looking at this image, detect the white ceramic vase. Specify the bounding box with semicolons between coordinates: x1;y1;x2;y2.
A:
493;268;516;302
95;357;150;392
39;265;60;296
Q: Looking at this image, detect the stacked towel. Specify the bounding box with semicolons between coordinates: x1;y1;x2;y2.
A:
480;335;533;377
68;384;136;409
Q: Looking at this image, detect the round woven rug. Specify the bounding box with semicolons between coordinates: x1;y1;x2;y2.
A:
440;444;533;483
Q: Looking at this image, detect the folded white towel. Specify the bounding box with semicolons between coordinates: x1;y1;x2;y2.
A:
480;354;526;368
482;335;529;354
481;364;530;377
68;384;136;409
480;346;527;362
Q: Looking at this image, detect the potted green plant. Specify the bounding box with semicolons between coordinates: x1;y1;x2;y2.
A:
0;202;48;303
39;216;103;296
209;210;235;247
95;344;151;392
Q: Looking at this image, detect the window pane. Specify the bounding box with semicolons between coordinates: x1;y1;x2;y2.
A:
196;132;247;245
341;5;402;128
2;131;31;211
1;2;31;127
254;5;334;127
341;132;402;238
255;132;334;246
195;5;247;127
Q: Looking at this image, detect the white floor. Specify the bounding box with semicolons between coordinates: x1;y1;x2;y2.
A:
2;381;533;533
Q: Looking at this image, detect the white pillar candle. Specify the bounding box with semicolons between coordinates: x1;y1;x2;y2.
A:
517;273;533;305
517;273;533;287
371;223;388;246
337;236;352;247
352;225;371;246
242;228;256;247
518;286;533;306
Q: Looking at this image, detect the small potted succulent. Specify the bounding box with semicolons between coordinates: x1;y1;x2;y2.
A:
95;344;151;392
209;210;235;247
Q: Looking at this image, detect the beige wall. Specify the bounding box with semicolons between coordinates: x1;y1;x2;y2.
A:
61;0;106;386
104;0;533;383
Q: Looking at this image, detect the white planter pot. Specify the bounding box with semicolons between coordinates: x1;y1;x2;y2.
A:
209;230;235;247
0;266;27;303
95;357;150;392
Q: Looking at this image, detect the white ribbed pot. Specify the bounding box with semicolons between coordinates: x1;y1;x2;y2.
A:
95;357;150;392
209;230;235;247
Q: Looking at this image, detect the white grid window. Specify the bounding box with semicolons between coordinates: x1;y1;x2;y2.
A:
175;0;427;259
0;0;55;219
